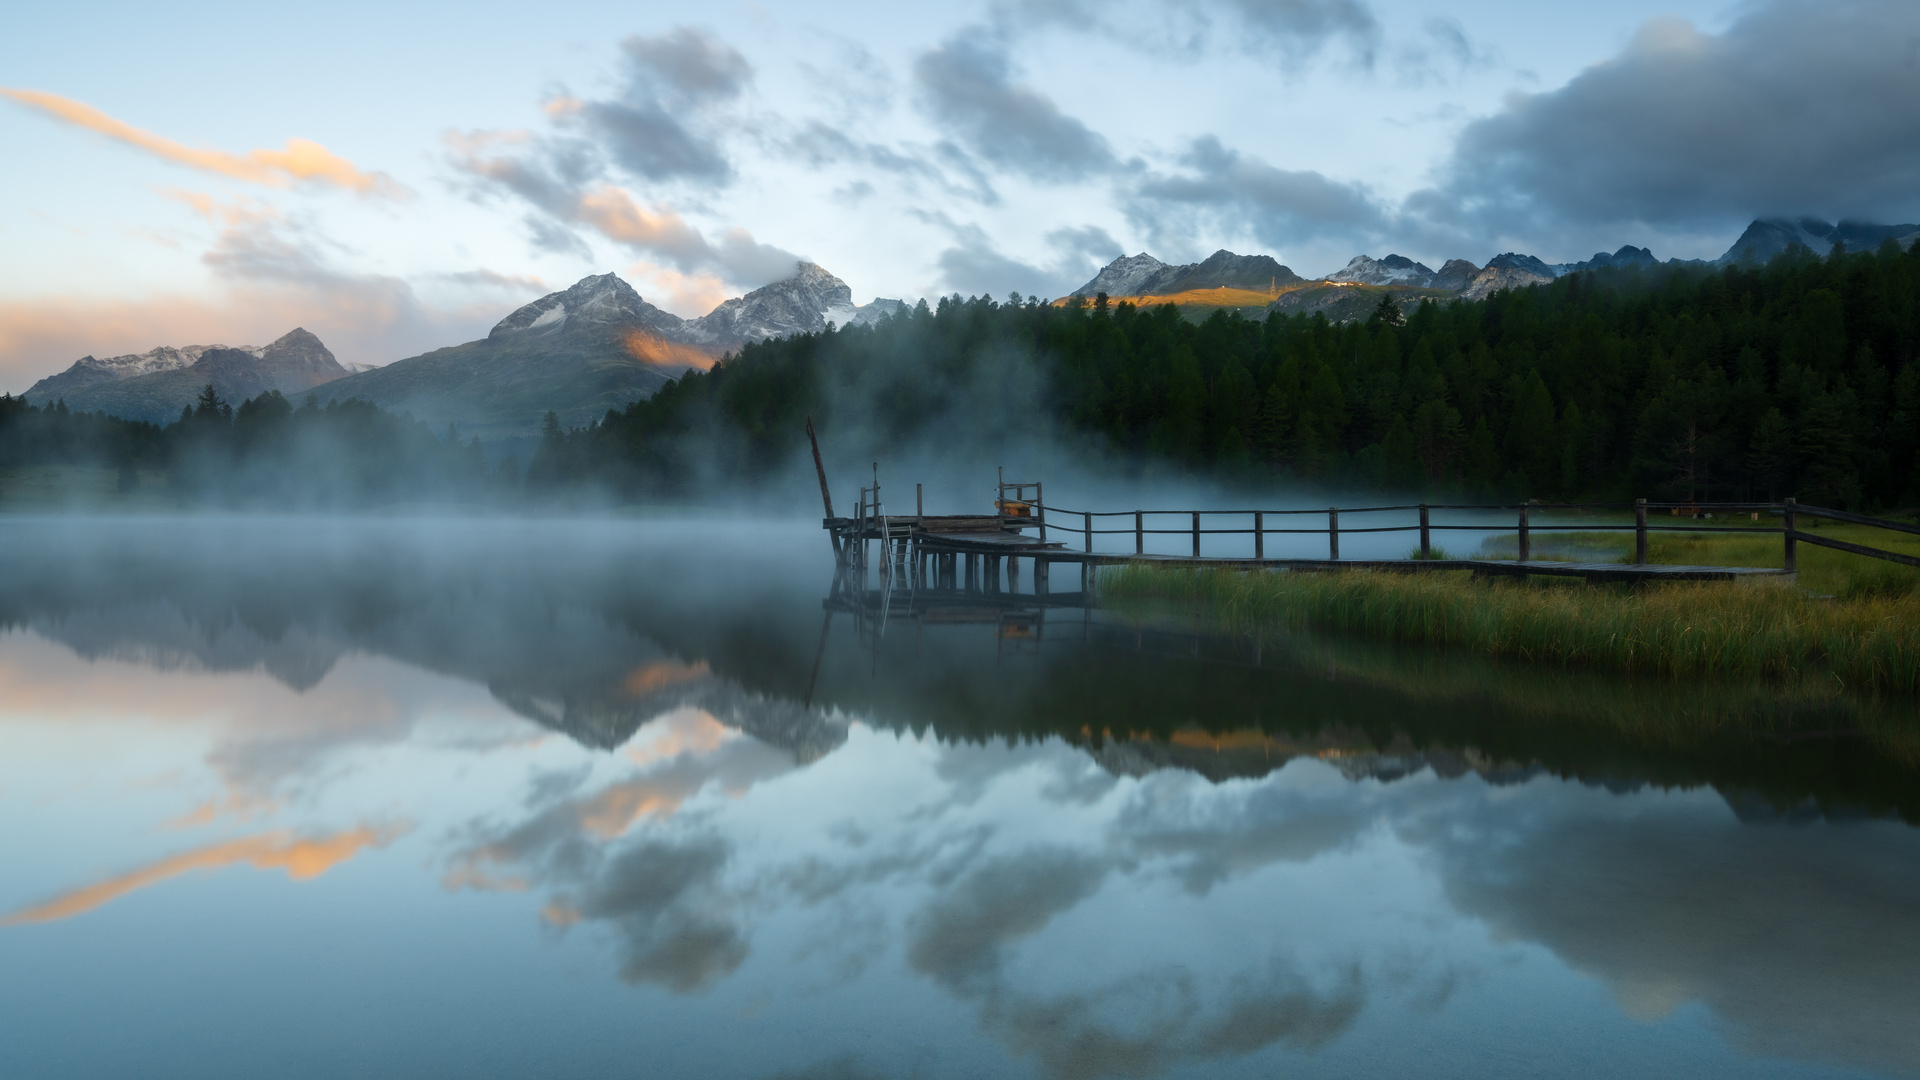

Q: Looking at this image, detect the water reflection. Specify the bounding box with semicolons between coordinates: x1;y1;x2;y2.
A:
0;517;1916;1080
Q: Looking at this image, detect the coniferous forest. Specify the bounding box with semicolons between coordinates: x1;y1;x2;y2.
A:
6;239;1918;509
565;239;1920;509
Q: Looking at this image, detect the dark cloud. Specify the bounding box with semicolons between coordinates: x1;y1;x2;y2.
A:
581;835;748;992
575;27;754;184
1402;782;1920;1078
932;222;1122;298
1208;0;1379;62
913;30;1117;182
785;121;996;203
1125;135;1389;258
620;26;753;103
907;847;1111;990
1423;0;1920;234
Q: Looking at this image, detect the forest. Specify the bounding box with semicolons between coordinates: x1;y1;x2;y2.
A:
5;238;1917;510
550;237;1920;510
0;386;508;506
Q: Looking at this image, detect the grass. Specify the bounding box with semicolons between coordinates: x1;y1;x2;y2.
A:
1102;561;1920;694
1477;519;1920;599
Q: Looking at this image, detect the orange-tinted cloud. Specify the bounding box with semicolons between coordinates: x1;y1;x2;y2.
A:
3;824;403;925
1;88;406;198
575;186;710;252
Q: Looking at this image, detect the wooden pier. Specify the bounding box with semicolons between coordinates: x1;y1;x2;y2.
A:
805;425;1920;591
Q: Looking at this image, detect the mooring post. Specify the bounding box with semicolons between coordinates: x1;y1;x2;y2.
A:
1783;497;1797;573
1192;511;1201;558
1419;503;1430;558
1518;505;1531;563
1085;511;1093;554
1135;511;1144;555
1329;507;1340;561
1036;558;1049;595
1254;511;1264;560
1635;498;1648;564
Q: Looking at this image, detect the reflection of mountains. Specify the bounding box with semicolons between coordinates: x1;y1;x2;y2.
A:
15;568;846;763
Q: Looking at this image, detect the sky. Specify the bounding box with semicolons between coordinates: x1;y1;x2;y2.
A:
3;0;1918;389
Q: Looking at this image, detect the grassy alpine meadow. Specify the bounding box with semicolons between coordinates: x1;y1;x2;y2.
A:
1100;557;1920;694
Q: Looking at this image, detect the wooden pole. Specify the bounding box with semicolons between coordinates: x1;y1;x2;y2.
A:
1135;511;1144;555
1038;482;1046;543
916;482;923;524
1783;497;1797;573
1518;505;1530;563
1329;507;1340;560
806;416;835;518
1192;511;1201;557
1254;511;1264;559
1418;504;1430;558
1084;511;1093;553
1635;499;1648;564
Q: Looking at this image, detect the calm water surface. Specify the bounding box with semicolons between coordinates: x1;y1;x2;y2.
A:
1;517;1915;1080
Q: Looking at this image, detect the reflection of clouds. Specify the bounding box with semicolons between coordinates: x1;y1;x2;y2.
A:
1401;783;1920;1078
1113;766;1383;894
3;825;402;925
907;847;1110;990
448;709;796;991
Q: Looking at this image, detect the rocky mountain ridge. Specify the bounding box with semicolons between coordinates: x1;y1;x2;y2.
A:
24;329;344;423
1072;249;1302;297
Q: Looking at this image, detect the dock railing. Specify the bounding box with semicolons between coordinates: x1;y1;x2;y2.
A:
1032;499;1920;571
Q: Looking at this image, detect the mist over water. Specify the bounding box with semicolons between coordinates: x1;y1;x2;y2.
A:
1;515;1916;1080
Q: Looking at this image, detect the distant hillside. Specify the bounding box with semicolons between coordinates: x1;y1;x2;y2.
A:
318;263;902;439
1073;250;1302;298
26;329;344;423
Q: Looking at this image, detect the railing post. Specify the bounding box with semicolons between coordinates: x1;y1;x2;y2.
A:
1254;511;1264;560
1518;505;1530;563
1419;503;1430;558
1329;507;1340;561
1084;511;1093;554
1634;499;1648;564
1135;511;1143;555
1783;497;1797;573
1192;511;1201;557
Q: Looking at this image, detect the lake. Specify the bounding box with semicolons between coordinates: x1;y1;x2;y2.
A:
1;516;1915;1080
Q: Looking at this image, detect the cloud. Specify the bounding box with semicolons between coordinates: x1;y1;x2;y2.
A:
0;198;526;389
1125;135;1390;259
932;222;1122;298
1422;0;1920;233
913;31;1117;182
549;26;752;185
449;135;801;289
3;825;401;924
1;88;406;198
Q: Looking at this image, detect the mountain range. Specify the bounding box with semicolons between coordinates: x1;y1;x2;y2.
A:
1069;217;1920;320
25;262;903;438
22;217;1920;439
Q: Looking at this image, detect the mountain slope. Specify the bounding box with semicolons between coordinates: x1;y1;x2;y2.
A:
1719;218;1920;265
28;329;343;423
1073;250;1302;297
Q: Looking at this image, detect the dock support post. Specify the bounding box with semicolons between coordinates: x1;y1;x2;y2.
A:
1635;499;1648;564
1036;559;1049;596
966;554;979;590
985;555;1000;593
1135;511;1144;555
1783;498;1797;573
1329;507;1340;561
1081;561;1091;593
1192;511;1201;557
1518;505;1530;563
1255;511;1263;560
1007;556;1021;593
1418;504;1430;558
1085;511;1093;554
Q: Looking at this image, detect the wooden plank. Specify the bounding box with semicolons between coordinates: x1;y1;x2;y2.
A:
1788;530;1920;568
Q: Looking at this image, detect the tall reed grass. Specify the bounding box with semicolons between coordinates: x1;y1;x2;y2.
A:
1103;564;1920;694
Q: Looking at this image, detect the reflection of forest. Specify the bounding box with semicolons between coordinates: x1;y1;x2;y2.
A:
4;519;1917;819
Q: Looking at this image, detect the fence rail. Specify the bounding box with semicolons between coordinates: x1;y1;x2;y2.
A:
1020;498;1920;572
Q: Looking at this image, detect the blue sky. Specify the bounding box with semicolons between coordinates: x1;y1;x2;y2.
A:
3;0;1916;387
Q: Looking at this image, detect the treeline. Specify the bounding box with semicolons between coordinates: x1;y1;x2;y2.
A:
540;237;1920;509
0;387;516;506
